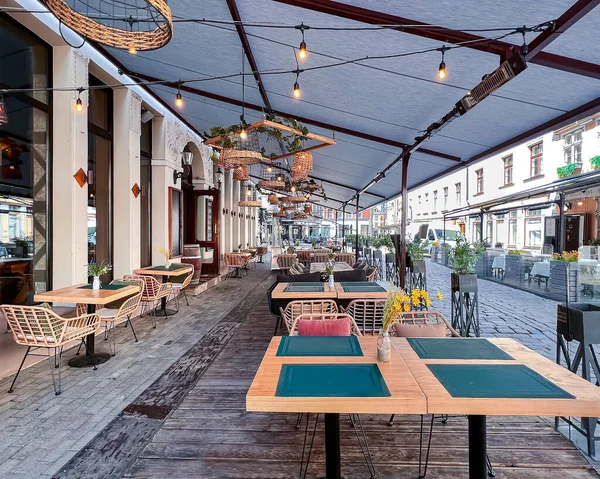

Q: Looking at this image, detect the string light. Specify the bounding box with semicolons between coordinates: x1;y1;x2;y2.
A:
291;185;297;192
246;185;252;196
75;88;84;112
293;71;301;98
296;23;309;61
175;82;183;107
267;165;273;172
128;47;137;54
437;45;448;80
240;128;247;140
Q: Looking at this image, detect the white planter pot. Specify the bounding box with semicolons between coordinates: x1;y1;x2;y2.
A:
92;276;101;290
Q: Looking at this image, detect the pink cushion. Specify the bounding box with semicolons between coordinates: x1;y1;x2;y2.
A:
297;318;351;336
394;322;446;338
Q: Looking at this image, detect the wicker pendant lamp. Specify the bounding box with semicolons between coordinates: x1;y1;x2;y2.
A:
256;163;285;190
42;0;173;52
268;193;279;205
239;182;261;207
233;165;249;182
292;211;308;220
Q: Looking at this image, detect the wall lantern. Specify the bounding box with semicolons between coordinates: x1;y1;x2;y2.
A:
173;145;193;184
215;167;224;190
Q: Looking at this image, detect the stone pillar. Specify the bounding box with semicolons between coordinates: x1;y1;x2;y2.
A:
52;47;89;289
224;171;233;253
151;116;170;265
239;207;247;248
217;168;225;259
112;89;142;278
232;180;240;249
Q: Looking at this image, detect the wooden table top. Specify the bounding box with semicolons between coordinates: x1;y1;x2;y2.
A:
334;282;389;299
247;336;600;418
309;262;354;273
272;282;338;299
393;337;600;417
246;337;426;414
133;264;193;276
34;283;139;305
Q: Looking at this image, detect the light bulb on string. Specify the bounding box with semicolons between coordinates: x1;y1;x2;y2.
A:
128;47;137;55
296;23;308;61
75;88;84;112
267;165;272;172
291;185;297;192
437;45;448;80
175;82;184;107
246;185;252;196
240;128;247;140
293;81;301;98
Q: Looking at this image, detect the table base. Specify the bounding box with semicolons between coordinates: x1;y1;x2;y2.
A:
469;415;487;479
153;307;177;317
68;352;111;368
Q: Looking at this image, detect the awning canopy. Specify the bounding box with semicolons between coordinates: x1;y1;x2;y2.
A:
99;0;600;211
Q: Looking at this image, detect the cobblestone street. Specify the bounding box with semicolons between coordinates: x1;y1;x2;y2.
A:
424;259;558;360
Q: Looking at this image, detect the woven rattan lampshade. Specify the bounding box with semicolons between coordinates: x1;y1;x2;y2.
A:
292;211;308;220
233;165;249;182
239;182;261;207
304;204;312;214
256;163;285;190
222;148;263;166
42;0;173;52
273;208;288;218
291;162;308;182
268;193;279;205
282;195;306;205
294;151;313;171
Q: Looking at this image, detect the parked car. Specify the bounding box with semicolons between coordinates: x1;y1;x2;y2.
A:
411;221;462;251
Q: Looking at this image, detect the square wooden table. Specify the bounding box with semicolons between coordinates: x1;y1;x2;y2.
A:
35;283;139;367
247;336;426;478
309;262;354;273
393;337;600;478
272;282;338;299
334;282;389;299
134;263;192;315
247;336;600;479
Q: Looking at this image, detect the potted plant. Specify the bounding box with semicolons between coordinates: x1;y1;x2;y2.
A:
505;249;525;283
557;162;582;179
448;235;484;291
550;251;579;302
590;155;600;171
406;237;429;274
87;260;112;290
158;247;173;268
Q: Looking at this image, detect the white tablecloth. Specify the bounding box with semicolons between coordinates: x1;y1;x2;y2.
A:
491;255;505;270
530;262;550;278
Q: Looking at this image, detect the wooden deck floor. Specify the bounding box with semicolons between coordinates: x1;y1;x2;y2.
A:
125;280;598;478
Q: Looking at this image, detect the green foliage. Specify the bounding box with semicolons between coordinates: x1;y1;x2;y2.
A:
87;260;112;277
589;238;600;246
448;235;485;275
556;162;579;179
406;237;429;261
372;235;393;250
591;155;600;171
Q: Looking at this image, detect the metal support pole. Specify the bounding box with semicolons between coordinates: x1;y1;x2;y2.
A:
335;209;338;244
355;194;360;263
558;193;566;253
468;415;487;479
324;413;342;479
342;206;346;250
479;211;484;243
400;154;410;290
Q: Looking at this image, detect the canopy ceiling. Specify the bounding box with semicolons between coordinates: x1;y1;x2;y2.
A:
101;0;600;211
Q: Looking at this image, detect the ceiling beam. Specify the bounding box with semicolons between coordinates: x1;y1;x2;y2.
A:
128;71;461;162
272;0;600;79
526;0;600;58
225;0;273;112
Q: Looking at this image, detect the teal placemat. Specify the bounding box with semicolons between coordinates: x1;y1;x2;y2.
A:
342;284;386;293
341;282;379;288
286;282;323;287
276;364;390;397
79;284;126;290
277;336;363;356
284;283;324;292
408;338;514;360
144;264;188;272
428;364;575;399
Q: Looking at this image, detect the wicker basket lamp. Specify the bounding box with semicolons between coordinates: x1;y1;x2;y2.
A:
273;208;288;218
281;194;306;204
256;163;286;190
239;182;261;208
233;165;249;182
268;193;279;205
292;211;308;220
42;0;173;52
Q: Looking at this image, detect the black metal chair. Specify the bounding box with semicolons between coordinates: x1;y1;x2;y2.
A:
267;281;284;335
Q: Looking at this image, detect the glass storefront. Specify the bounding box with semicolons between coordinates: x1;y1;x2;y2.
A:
140;119;152;267
0;15;50;303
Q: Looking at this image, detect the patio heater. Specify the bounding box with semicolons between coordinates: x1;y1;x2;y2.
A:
173;145;194;184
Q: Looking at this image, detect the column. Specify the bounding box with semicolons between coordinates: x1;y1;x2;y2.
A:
151;116;169;265
217;166;225;259
224;171;233;252
52;47;89;289
232;180;240;249
112;89;142;278
240;207;247;248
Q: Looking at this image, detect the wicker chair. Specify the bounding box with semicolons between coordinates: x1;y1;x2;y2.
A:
335;253;355;266
169;265;194;310
279;300;338;335
1;305;101;395
342;299;386;336
256;246;268;263
225;253;249;278
276;254;297;274
391;311;460;338
296;250;313;266
366;266;377;281
123;274;172;327
312;249;331;254
242;249;257;269
93;279;144;356
292;313;362;337
312;252;330;263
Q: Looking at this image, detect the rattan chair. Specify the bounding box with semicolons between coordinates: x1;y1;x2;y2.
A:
225;253;249;278
276;254;297;274
289;262;305;275
94;279;144;356
169;265;194;310
366;266;377;281
391;311;460;338
295;250;313;266
256;246;268;263
342;299;386;336
312;252;330;263
123;274;172;327
335;253;355;266
279;300;338;335
1;305;101;395
292;313;362;337
242;249;257;269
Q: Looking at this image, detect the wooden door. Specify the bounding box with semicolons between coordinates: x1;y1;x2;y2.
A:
186;190;220;275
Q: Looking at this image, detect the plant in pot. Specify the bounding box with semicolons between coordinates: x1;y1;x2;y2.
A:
448;235;485;292
591;155;600;171
550;251;579;302
87;260;112;290
406;237;429;274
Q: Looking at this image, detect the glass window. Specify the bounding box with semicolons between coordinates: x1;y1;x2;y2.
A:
487;221;493;243
0;15;51;302
434;229;458;241
525;218;542;247
443;187;448;209
503;155;513;185
455;183;461;206
140;119;152;267
563;130;582;164
509;219;518;246
530;143;543;177
475;169;484;194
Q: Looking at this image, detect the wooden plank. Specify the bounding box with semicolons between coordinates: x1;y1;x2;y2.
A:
271;282;338;299
34;283;138;304
133;264;193;277
334;282;389;299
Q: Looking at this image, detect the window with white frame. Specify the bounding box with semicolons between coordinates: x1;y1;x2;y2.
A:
525;217;543;247
475;169;484;194
509;219;518;246
530;143;543;177
503;155;513;185
455;183;461;206
433;190;438;210
443;187;448;209
563;129;583;164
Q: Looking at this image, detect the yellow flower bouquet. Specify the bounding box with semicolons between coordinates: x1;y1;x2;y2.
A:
158;247;173;267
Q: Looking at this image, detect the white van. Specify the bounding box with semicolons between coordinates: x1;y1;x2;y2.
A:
411;221;462;250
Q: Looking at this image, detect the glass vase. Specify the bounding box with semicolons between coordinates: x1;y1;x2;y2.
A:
377;330;391;362
92;276;101;290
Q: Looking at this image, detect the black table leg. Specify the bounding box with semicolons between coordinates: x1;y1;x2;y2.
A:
68;304;110;367
155;275;177;316
469;415;487;479
325;413;342;479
